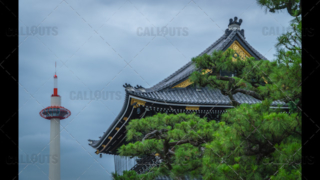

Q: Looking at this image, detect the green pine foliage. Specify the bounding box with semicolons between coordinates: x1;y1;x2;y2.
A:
201;100;301;179
256;0;301;16
116;102;301;179
112;171;139;180
114;4;301;180
118;113;218;179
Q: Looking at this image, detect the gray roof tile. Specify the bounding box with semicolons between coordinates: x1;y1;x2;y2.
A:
129;86;287;106
90;28;287;150
148;30;267;92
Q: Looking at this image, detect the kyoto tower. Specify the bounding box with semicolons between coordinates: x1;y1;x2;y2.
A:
39;63;71;180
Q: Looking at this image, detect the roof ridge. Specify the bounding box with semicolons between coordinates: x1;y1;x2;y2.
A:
149;33;228;91
235;31;268;60
151;61;193;90
197;33;227;56
147;29;267;92
219;30;237;51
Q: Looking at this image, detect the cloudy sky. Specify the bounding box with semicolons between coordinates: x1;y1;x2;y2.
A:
18;0;293;179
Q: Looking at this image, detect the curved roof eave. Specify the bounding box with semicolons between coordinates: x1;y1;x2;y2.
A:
90;90;288;150
89;91;130;148
89;29;285;150
127;88;288;107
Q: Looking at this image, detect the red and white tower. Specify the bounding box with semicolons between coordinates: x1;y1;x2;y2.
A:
39;65;71;180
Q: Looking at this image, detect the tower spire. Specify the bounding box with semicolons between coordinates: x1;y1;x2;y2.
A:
53;62;58;96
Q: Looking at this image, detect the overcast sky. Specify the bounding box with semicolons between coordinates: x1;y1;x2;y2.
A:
18;0;293;179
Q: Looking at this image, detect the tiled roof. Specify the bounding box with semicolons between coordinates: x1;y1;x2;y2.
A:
89;28;287;150
131;86;231;105
128;86;287;106
148;30;267;92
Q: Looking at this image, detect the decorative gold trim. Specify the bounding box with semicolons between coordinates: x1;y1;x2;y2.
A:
115;127;120;131
282;84;289;90
186;106;199;110
232;57;237;62
172;79;193;88
202;69;212;74
172;40;253;88
130;98;146;108
262;77;268;84
95;150;100;154
172;69;212;89
101;145;106;148
108;136;112;140
123;117;128;121
228;40;252;61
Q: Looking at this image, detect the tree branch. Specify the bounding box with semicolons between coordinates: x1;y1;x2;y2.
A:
168;140;190;146
142;129;168;141
143;130;159;141
168;150;175;155
216;76;236;84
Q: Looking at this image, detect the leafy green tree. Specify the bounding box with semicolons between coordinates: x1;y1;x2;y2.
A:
189;16;301;180
256;0;301;16
189;15;301;180
114;7;301;180
112;171;139;180
118;113;218;179
115;103;300;179
189;15;301;111
201;100;301;180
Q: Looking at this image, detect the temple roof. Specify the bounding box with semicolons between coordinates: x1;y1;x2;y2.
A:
122;27;278;106
88;17;287;153
127;86;286;106
148;29;268;92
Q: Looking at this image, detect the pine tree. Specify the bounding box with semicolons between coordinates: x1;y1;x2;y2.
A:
114;3;301;180
256;0;301;16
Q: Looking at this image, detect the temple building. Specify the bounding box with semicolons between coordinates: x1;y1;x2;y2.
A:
88;17;288;177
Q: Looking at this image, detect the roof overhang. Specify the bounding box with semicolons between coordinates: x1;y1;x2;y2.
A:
90;93;289;155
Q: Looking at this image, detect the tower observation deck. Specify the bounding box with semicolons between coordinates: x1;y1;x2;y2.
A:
39;68;71;180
